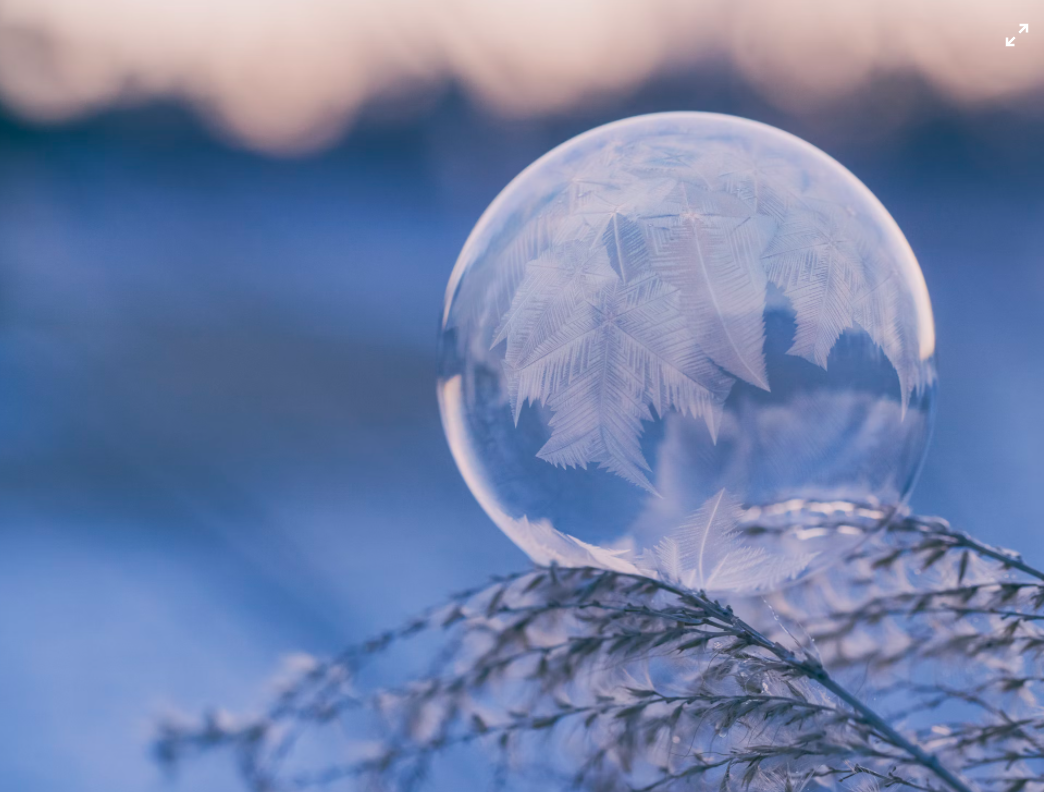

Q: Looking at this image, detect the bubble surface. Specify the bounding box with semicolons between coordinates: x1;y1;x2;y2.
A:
438;112;935;593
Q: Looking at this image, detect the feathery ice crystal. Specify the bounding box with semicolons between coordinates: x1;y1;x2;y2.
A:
438;113;936;593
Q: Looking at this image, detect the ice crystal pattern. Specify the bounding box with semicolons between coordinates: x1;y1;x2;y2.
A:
479;128;932;490
503;271;732;494
641;489;816;591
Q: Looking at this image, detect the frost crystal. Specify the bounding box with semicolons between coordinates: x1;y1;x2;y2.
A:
478;129;932;486
641;489;816;592
506;273;731;493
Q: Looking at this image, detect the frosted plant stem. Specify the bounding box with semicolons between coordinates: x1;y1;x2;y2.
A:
904;516;1044;583
799;665;975;792
156;515;1044;791
643;575;979;792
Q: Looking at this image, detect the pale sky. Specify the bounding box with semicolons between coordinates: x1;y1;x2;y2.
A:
0;0;1039;153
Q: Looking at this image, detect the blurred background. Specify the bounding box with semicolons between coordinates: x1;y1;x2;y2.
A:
0;1;1041;789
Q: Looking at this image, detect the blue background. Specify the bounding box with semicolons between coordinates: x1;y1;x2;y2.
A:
0;85;1042;788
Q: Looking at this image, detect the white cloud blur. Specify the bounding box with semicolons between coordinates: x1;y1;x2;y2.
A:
0;0;1039;153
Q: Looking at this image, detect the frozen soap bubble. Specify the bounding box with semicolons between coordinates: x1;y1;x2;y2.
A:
437;112;936;594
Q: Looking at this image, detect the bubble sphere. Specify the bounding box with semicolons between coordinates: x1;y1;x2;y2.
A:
438;113;935;594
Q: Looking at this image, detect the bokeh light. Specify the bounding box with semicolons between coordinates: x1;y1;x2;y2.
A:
0;0;1040;153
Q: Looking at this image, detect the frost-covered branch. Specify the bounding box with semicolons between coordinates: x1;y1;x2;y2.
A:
155;516;1044;792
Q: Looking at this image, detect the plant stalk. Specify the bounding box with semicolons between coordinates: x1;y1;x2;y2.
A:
641;574;978;792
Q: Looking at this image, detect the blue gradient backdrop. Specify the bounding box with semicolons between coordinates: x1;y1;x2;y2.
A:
0;90;1042;789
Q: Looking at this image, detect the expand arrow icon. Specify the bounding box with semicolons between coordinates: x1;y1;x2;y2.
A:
1020;23;1029;33
1006;36;1016;46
